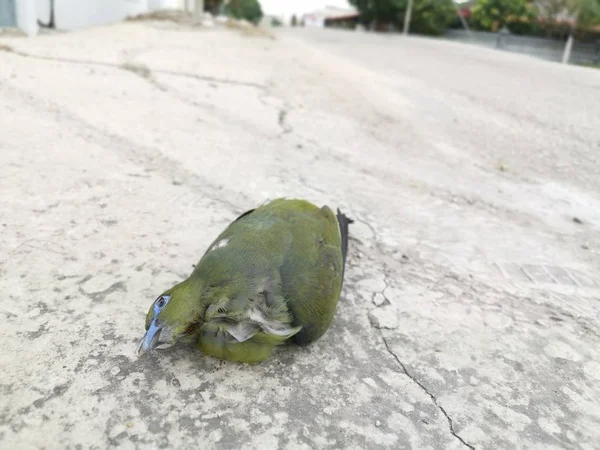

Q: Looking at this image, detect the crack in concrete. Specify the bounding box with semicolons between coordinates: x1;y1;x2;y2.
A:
1;47;266;90
118;60;283;144
371;273;391;308
380;336;476;449
0;80;248;214
278;109;292;135
119;62;167;92
362;257;475;447
347;209;380;247
159;68;265;90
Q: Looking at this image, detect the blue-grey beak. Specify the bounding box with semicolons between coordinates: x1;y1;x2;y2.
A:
137;319;163;355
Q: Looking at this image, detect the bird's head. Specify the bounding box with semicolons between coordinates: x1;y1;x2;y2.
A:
137;279;202;355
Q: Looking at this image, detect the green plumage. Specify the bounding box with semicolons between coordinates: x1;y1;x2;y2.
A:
139;198;352;363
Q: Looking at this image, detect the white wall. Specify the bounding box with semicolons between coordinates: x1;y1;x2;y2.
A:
153;0;180;9
36;0;50;25
172;0;204;13
52;0;149;30
149;0;181;10
16;0;39;36
262;0;351;18
33;0;187;32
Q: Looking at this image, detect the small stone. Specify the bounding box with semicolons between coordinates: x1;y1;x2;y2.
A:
358;277;387;294
172;378;181;388
209;428;223;443
363;377;378;389
538;417;561;434
446;285;463;297
581;244;589;250
572;217;583;224
110;366;121;376
375;420;382;427
372;292;387;307
368;305;397;329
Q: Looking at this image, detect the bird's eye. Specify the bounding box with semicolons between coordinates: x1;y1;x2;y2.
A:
156;296;167;309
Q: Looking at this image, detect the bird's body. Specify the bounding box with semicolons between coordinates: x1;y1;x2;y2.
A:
138;198;352;363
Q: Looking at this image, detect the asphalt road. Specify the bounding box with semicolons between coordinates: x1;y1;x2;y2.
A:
1;22;599;449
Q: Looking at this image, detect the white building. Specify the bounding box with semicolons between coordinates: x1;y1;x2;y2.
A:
0;0;204;36
302;5;358;28
1;0;37;35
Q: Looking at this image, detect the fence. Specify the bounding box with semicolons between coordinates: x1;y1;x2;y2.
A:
444;29;600;65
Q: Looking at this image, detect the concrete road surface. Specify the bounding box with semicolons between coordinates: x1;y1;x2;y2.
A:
1;22;599;449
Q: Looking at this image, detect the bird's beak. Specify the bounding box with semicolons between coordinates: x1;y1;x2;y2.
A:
137;319;163;355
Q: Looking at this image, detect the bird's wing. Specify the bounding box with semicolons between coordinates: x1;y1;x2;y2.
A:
203;277;301;344
279;205;344;345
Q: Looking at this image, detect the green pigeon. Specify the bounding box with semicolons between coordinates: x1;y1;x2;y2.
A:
137;198;352;363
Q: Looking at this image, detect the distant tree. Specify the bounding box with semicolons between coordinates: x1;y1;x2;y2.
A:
536;0;571;21
349;0;398;29
205;0;225;15
291;14;298;26
537;0;600;24
349;0;454;35
574;0;600;27
470;0;536;32
471;0;599;34
408;0;455;35
227;0;264;24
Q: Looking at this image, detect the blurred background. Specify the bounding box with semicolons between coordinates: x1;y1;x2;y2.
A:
3;0;599;65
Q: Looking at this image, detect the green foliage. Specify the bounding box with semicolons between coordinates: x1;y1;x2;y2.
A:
227;0;264;24
536;0;600;26
350;0;398;25
349;0;455;35
469;0;599;36
470;0;537;32
579;0;600;27
409;0;455;35
537;19;572;38
535;0;573;22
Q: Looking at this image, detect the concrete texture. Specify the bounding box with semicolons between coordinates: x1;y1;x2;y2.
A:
0;23;599;449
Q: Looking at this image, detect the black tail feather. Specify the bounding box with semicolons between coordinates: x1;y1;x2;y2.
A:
336;208;354;284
